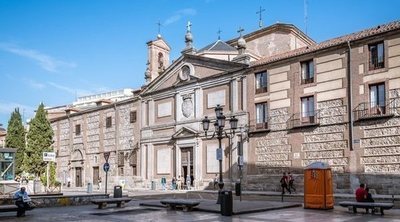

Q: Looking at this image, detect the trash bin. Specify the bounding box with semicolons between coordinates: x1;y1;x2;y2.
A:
151;181;156;190
235;182;241;196
87;183;93;193
220;190;233;216
304;162;334;209
113;185;122;198
33;179;41;194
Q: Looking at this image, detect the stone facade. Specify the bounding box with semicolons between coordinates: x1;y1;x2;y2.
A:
49;21;400;194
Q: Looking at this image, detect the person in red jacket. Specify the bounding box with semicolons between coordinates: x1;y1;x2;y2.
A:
355;183;367;202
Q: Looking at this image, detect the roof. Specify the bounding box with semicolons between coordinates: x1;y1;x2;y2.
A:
251;20;400;67
197;40;237;53
227;23;316;46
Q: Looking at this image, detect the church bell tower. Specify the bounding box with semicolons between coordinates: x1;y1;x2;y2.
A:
145;34;171;84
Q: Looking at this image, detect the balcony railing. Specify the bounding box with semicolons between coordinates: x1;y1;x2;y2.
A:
301;77;314;85
287;110;320;129
353;98;399;121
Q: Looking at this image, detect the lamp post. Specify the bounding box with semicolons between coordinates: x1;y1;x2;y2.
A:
202;104;238;204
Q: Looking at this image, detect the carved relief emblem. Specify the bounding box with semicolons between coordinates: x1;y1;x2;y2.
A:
182;94;193;118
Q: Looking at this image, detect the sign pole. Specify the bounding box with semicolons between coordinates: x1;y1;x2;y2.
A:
46;162;50;190
103;152;110;195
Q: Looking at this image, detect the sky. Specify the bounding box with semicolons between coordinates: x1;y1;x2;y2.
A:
0;0;399;128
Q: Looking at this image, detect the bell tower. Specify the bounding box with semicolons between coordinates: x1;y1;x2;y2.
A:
145;35;171;83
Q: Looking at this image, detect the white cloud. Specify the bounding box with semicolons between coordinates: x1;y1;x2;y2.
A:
0;43;76;72
164;8;197;25
22;78;46;90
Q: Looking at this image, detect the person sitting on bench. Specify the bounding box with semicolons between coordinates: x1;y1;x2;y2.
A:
365;188;375;203
355;183;367;202
13;187;31;217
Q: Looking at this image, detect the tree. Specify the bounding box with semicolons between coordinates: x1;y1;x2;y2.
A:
5;108;26;175
26;103;54;177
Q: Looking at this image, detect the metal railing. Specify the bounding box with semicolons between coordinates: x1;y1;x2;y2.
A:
287;110;320;129
353;98;399;121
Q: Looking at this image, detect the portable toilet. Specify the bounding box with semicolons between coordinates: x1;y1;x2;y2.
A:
304;162;334;209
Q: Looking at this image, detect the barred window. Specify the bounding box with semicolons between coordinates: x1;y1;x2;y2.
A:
130;111;137;123
130;150;137;176
118;151;124;167
75;124;81;136
106;117;112;128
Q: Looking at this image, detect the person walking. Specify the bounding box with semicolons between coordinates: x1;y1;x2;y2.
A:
288;172;296;193
13;187;32;217
177;175;182;190
280;172;291;195
213;174;218;189
172;177;176;190
186;174;191;190
98;177;102;191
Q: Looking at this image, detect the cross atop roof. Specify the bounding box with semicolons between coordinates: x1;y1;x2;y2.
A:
237;27;244;37
256;6;266;28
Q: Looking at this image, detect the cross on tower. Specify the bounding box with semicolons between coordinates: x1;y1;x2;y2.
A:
217;28;222;40
237;27;244;37
256;6;266;28
186;21;192;32
157;21;162;35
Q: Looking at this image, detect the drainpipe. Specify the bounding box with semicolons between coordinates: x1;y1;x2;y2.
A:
347;41;354;151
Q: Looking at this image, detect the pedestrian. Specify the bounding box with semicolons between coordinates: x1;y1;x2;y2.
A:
13;187;32;217
280;172;291;195
288;172;296;193
161;177;167;190
186;174;191;190
172;177;176;190
177;175;182;190
213;174;218;189
98;177;102;190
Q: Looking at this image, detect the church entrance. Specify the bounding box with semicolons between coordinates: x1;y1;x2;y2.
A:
75;167;82;187
181;147;193;187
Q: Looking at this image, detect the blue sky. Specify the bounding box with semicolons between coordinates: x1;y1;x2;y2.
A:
0;0;399;127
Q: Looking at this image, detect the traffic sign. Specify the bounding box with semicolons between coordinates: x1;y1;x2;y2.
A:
103;163;110;172
43;152;56;162
238;156;244;166
216;148;222;161
104;152;110;162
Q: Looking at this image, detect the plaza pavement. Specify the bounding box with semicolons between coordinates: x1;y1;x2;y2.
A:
1;189;399;221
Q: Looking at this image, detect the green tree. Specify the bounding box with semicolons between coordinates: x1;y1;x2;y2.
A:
5;108;26;175
26;103;54;177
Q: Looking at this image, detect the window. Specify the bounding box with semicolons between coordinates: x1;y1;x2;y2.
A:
130;111;137;123
255;71;268;94
255;102;268;129
369;42;384;70
75;124;81;136
118;151;124;167
106;117;112;128
129;150;137;176
301;60;314;84
369;83;385;115
301;96;315;123
119;167;124;176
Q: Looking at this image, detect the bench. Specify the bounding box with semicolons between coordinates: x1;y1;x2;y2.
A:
339;201;394;215
160;199;200;212
91;197;132;209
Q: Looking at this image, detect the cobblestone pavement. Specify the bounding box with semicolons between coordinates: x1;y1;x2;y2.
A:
1;199;400;222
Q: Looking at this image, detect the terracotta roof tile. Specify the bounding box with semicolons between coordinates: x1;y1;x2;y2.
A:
251;20;400;67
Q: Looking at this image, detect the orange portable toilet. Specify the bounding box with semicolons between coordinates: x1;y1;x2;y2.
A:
304;162;334;209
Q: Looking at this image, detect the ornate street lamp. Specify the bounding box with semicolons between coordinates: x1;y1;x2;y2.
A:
201;104;238;204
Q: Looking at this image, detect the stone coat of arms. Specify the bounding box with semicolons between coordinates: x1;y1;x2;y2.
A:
182;95;193;118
